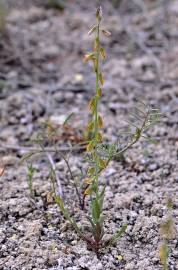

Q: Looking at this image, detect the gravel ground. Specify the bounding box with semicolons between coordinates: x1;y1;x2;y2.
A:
0;0;178;269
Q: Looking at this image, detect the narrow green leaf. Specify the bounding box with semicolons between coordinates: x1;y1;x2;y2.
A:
99;185;106;211
92;198;100;224
63;112;75;126
159;243;169;270
104;224;127;247
141;135;158;144
20;152;34;164
55;195;83;237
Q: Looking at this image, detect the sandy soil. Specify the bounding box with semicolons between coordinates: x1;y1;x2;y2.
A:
0;0;178;269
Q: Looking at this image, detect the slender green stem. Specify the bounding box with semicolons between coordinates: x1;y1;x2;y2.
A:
94;20;100;139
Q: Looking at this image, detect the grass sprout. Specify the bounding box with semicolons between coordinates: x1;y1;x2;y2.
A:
159;197;176;270
27;163;36;198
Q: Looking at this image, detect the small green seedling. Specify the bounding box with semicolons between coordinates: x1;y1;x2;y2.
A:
159;197;176;270
27;163;36;198
159;243;169;270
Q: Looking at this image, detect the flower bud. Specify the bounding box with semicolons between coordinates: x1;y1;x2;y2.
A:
96;6;102;21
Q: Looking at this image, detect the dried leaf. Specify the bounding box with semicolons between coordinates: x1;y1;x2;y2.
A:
46;192;53;203
97;87;102;97
101;29;111;37
0;166;5;177
99;158;106;169
83;178;93;185
88;97;96;112
87;141;95;152
84;187;93;196
88;167;95;176
96;132;103;142
87;121;94;132
100;47;107;59
88;25;97;35
84;53;95;62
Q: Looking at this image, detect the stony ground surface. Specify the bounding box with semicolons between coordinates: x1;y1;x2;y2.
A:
0;0;178;269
